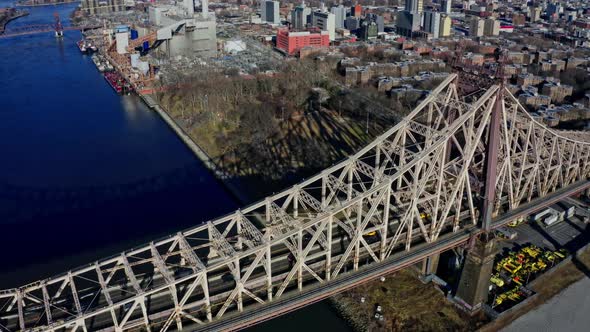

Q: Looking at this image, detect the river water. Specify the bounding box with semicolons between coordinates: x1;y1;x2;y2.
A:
0;2;350;330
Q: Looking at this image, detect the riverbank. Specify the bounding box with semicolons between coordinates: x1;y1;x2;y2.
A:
139;93;253;206
0;8;28;34
331;268;488;331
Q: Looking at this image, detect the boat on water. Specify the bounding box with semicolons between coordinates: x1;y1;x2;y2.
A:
91;55;112;72
77;40;97;54
77;40;87;53
104;71;133;95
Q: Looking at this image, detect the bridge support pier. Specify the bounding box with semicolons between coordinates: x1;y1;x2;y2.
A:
454;236;498;313
420;253;440;282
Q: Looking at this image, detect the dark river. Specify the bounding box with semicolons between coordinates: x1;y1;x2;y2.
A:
0;2;351;331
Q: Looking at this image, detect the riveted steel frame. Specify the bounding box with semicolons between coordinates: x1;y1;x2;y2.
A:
1;74;589;332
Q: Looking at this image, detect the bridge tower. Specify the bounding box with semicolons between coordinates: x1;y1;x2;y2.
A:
454;52;507;312
54;13;63;38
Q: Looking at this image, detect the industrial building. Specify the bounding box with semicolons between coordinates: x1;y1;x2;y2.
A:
147;0;217;58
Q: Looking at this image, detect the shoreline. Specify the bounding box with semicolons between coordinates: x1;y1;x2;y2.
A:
0;10;29;35
138;92;252;206
137;91;359;329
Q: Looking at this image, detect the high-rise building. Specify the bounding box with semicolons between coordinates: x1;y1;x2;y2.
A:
547;3;562;17
439;14;452;37
358;19;378;40
469;16;484;36
484;17;500;36
528;6;541;22
345;16;360;30
396;10;421;37
366;13;384;33
291;3;311;30
312;11;336;40
261;0;280;24
441;0;452;14
405;0;423;13
424;11;441;38
331;5;346;29
352;3;362;17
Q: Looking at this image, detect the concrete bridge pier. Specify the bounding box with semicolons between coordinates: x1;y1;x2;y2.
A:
454;235;499;313
420;253;440;277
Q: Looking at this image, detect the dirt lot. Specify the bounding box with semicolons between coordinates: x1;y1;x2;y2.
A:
331;268;488;331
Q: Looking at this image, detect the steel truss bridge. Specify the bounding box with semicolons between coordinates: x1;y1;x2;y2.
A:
2;74;590;332
0;24;99;39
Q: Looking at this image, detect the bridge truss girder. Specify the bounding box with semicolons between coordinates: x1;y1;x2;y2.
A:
1;74;589;332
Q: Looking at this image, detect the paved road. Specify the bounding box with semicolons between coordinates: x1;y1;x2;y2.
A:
502;276;590;332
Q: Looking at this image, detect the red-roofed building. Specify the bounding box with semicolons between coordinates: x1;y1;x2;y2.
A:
276;28;330;55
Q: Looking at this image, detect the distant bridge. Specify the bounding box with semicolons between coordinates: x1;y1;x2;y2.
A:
1;73;589;332
0;24;99;38
0;12;99;39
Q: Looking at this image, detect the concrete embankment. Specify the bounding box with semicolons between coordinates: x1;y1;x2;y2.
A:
139;93;251;205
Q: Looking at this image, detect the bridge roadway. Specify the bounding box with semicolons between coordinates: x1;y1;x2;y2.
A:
7;181;588;332
189;180;590;332
9;208;458;330
73;180;590;332
4;75;590;332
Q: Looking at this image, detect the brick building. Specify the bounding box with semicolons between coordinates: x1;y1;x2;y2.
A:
541;82;574;103
276;28;330;55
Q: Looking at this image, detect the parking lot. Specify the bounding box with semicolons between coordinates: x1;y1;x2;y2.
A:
499;198;590;253
487;197;590;312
